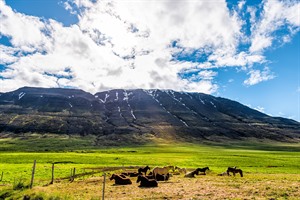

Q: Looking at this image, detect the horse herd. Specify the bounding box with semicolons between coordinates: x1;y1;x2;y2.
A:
109;166;243;187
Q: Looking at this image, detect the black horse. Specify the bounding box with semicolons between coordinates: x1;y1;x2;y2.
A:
136;175;158;187
155;173;170;181
110;174;132;185
197;167;210;175
138;165;150;175
227;167;243;177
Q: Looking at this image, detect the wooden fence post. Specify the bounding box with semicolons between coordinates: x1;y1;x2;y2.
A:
70;167;76;182
30;160;36;189
0;171;3;181
73;168;76;181
50;163;54;184
102;173;106;200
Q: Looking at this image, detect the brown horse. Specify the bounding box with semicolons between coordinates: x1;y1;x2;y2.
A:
110;174;132;185
136;175;158;187
175;166;187;174
227;167;243;177
153;166;174;177
184;169;200;178
138;166;150;175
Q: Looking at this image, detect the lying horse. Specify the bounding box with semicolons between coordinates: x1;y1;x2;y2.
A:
155;173;170;181
175;166;187;174
217;172;230;176
227;167;243;177
136;175;158;187
110;174;132;185
121;172;141;177
153;166;174;177
198;167;210;175
184;169;200;178
138;165;150;175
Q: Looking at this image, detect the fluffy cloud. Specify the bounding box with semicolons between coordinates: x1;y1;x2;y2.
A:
244;67;275;86
249;0;300;53
0;0;299;94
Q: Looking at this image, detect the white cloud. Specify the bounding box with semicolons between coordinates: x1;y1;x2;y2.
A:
254;106;265;113
198;70;218;80
0;0;51;52
0;0;299;94
244;67;275;86
249;0;300;53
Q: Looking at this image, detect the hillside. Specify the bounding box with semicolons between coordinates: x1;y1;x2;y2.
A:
0;87;299;143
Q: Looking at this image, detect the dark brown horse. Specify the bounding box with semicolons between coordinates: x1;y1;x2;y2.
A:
136;175;158;187
197;167;210;174
110;174;132;185
227;167;243;177
155;173;170;181
121;172;141;177
138;166;150;175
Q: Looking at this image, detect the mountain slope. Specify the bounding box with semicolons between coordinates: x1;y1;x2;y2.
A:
0;87;299;142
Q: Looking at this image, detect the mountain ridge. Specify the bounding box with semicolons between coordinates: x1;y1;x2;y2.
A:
0;87;299;143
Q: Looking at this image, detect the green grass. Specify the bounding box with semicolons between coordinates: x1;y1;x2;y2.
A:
0;135;299;185
0;134;300;199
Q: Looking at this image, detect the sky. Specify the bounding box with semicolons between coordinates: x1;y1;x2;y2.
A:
0;0;299;121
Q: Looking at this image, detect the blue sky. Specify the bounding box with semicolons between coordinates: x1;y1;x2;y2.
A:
0;0;299;121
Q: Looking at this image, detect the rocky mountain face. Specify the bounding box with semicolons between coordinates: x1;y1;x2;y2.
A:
0;87;299;142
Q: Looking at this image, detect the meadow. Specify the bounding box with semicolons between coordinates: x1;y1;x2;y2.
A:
0;134;299;199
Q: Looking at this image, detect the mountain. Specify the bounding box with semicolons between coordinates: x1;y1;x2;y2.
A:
0;87;299;143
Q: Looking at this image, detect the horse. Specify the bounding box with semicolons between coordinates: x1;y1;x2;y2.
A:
110;174;132;185
120;174;127;178
197;167;210;174
136;175;158;187
227;167;243;177
138;166;150;175
175;166;187;174
153;166;174;177
121;172;141;177
155;173;170;181
184;169;200;178
217;172;230;176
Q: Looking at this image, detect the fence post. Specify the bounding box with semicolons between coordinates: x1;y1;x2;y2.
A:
73;168;76;181
70;167;76;182
102;173;106;200
30;160;36;189
50;163;55;184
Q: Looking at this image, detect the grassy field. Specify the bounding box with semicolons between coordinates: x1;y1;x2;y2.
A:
0;134;300;199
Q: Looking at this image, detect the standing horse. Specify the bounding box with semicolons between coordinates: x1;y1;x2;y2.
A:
153;166;174;177
198;167;210;175
227;167;243;177
138;166;150;175
136;175;158;187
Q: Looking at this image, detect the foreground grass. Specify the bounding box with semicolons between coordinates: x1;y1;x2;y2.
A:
1;173;300;200
0;134;299;199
